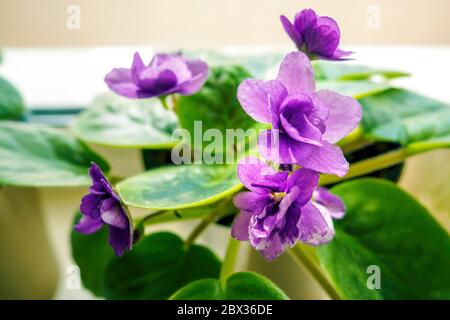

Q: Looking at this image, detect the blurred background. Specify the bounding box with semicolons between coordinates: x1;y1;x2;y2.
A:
0;0;449;300
1;0;450;46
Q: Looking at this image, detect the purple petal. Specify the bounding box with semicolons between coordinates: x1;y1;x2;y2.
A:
304;25;340;59
280;113;322;146
279;94;323;145
279;206;302;246
177;59;209;95
100;198;128;229
308;98;329;133
286;168;319;206
149;53;173;67
80;193;102;219
279;92;315;114
280;15;303;47
87;163;110;195
251;171;288;192
276;52;315;94
75;214;104;234
330;48;353;60
89;162;107;183
258;129;315;165
316;16;340;37
89;182;106;195
312;90;362;143
237;157;276;192
298;202;335;246
308;15;342;58
104;68;141;99
157;55;192;84
233;191;272;214
249;212;268;245
314;187;345;219
136;68;178;93
108;225;132;257
237;79;288;124
265;186;300;230
297;140;349;177
99;175;120;201
259;233;285;261
231;211;252;241
293;8;318;34
131;52;145;84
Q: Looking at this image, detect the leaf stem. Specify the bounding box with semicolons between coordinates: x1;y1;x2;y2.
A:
171;94;179;114
220;238;240;285
288;244;341;300
319;148;409;186
341;138;374;154
136;210;169;226
159;95;170;110
338;127;374;154
184;200;230;248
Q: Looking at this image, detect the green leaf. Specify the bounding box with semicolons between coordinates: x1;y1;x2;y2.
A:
177;65;257;153
170;271;289;300
359;88;450;152
317;80;390;99
103;232;221;300
117;164;241;210
139;205;219;225
71;212;116;297
313;61;409;81
74;93;179;149
317;178;450;299
0;122;109;187
0;76;26;120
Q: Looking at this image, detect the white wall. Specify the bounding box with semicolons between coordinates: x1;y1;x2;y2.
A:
0;0;449;47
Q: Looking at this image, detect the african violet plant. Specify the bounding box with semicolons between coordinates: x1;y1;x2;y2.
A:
1;8;450;300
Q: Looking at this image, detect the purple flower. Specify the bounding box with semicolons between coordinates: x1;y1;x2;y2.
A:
231;157;335;261
313;187;345;219
237;51;362;177
280;8;352;60
105;52;209;99
75;163;133;257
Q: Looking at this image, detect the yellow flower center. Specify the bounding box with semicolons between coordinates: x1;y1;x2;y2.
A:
272;192;286;202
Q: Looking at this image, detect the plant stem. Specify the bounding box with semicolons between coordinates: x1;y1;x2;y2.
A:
171;94;179;114
288;244;341;300
141;210;169;223
184;200;230;247
135;210;169;230
220;238;240;285
159;95;170;110
319;148;409;186
341;138;374;154
337;127;374;154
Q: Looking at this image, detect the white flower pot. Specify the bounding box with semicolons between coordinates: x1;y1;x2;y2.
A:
0;187;59;299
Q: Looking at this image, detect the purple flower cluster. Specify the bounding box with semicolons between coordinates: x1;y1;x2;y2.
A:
232;9;361;260
79;7;360;261
75;163;133;257
280;8;351;60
